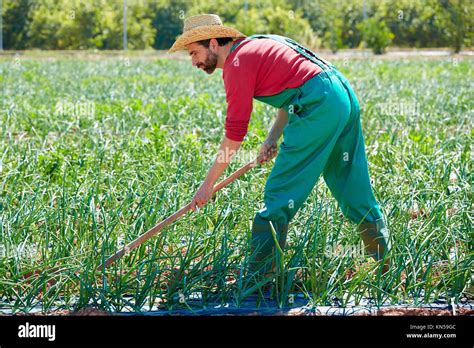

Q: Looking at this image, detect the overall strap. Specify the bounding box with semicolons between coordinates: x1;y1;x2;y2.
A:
229;36;252;53
229;34;334;71
250;34;333;70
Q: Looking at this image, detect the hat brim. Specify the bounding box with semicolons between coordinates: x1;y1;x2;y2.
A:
168;25;246;53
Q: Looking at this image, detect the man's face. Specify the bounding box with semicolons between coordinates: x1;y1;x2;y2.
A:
187;41;218;74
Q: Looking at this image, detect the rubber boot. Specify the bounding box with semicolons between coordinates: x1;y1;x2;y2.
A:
246;215;288;289
358;217;391;273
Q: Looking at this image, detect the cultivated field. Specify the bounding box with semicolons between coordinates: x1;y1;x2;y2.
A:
0;52;472;314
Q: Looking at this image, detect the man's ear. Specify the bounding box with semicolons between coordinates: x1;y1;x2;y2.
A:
209;38;218;52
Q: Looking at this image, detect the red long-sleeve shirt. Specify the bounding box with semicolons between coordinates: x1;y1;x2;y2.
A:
222;37;322;142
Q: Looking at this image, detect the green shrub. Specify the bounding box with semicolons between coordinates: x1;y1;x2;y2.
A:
358;18;394;54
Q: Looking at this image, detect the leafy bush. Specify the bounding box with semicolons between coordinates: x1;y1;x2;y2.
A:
1;0;472;52
433;0;473;53
358;18;394;54
148;0;190;50
2;0;32;49
261;6;318;48
186;1;319;49
4;0;155;49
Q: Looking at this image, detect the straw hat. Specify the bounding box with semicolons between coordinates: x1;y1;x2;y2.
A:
168;14;246;53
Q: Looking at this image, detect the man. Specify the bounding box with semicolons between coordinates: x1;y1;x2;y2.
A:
168;14;390;286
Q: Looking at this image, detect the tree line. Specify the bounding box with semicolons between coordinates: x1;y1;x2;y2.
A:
2;0;472;53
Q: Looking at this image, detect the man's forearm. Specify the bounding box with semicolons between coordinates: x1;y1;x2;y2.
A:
203;136;242;187
202;108;287;188
267;108;288;141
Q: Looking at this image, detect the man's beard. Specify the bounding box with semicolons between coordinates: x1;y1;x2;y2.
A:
198;49;218;74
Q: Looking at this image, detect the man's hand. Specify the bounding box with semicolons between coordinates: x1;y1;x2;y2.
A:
258;138;278;164
189;136;241;212
190;181;214;212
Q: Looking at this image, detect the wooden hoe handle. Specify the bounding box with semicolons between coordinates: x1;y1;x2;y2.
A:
98;156;262;270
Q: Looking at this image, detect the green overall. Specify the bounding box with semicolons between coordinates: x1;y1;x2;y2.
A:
229;35;390;280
